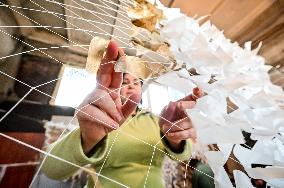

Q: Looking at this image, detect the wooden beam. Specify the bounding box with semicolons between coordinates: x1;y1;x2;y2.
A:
63;0;117;54
211;0;265;36
27;47;86;67
4;0;89;57
269;66;284;91
250;14;284;46
22;29;88;57
4;1;88;57
227;0;283;42
0;111;45;133
0;100;75;121
24;38;87;67
259;26;284;66
25;29;68;47
247;14;284;66
5;0;35;36
160;0;173;7
171;0;224;16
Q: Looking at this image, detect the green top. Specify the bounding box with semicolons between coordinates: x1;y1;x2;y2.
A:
42;111;192;188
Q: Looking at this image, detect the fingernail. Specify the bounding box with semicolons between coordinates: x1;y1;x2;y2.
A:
113;123;119;129
115;113;122;122
178;102;182;109
196;87;203;96
193;87;199;92
110;119;119;128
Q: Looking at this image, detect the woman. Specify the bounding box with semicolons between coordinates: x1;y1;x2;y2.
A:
42;41;214;187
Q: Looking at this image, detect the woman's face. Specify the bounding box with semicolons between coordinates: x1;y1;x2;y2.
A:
120;73;142;104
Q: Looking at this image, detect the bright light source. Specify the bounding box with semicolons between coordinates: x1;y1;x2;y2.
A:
55;66;96;107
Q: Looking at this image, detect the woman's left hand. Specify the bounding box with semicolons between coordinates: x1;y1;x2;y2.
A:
159;88;202;151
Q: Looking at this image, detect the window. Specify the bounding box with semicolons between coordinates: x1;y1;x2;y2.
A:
55;66;96;107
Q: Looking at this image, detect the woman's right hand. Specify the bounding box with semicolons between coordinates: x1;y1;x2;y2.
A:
76;41;140;154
